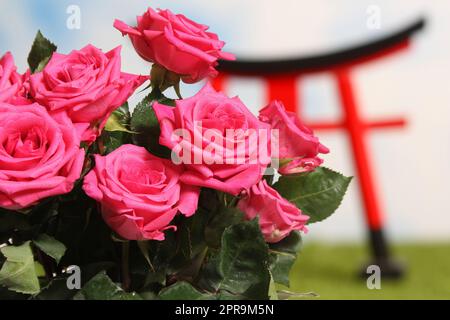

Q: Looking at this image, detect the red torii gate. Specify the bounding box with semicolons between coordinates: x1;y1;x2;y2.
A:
212;19;425;277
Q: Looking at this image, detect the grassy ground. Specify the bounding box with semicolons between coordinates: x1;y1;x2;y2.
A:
287;243;450;300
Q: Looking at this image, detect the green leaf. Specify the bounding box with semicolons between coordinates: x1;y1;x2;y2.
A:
268;231;302;287
151;189;219;277
34;261;45;278
135;206;212;288
33;234;66;264
105;113;134;133
101;130;132;154
214;291;244;300
204;206;244;248
269;254;296;287
130;91;174;158
273;167;352;224
131;231;182;291
0;241;40;295
269;230;303;254
115;101;132;118
105;103;134;133
27;31;57;73
102;103;133;153
35;56;52;73
73;271;142;300
277;290;319;300
167;210;211;272
268;273;279;300
198;219;270;300
159;281;211;300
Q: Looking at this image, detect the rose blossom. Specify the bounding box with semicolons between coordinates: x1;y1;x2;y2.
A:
82;144;200;241
114;7;235;83
238;180;309;243
29;45;147;143
259;100;329;174
153;83;271;196
278;156;323;175
0;52;28;103
0;102;85;210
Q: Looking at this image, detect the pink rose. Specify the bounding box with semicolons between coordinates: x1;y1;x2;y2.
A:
0;52;27;103
259;100;329;174
0;102;85;210
153;83;271;196
238;180;309;243
29;45;147;143
82;144;200;241
114;7;235;83
278;156;323;175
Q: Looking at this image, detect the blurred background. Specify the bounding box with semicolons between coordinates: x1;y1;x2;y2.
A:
1;0;449;299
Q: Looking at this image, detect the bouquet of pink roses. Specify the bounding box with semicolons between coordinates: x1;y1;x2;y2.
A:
0;7;350;300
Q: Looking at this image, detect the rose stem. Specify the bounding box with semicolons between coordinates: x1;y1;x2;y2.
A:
121;241;131;292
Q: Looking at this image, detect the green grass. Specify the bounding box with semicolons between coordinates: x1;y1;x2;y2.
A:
287;243;450;300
